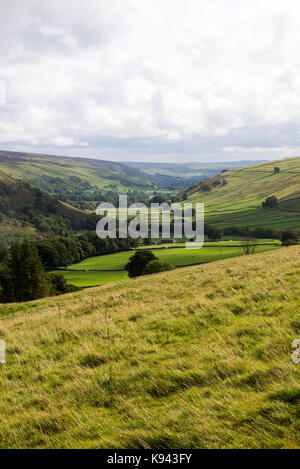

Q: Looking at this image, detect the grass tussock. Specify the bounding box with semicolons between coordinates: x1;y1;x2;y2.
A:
0;247;300;448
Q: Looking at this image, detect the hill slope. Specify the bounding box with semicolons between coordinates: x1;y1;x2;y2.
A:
0;150;154;208
187;157;300;230
127;160;266;187
0;170;96;242
0;246;299;448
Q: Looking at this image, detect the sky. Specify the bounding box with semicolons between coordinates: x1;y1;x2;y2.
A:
1;0;300;163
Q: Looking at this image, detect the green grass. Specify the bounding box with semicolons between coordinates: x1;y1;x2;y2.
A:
0;246;299;448
0;150;152;194
51;242;281;287
51;269;129;287
188;156;300;230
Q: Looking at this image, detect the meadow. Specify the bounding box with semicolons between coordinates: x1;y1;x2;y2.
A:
51;241;281;287
0;246;299;448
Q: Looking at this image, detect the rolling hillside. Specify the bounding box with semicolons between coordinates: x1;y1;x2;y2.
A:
0;151;154;208
187;157;300;230
0;170;97;243
0;246;299;448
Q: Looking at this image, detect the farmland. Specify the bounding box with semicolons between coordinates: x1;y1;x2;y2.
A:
51;241;281;287
188;157;300;230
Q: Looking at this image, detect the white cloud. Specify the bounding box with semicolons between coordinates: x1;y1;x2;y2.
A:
1;0;300;161
0;79;6;106
51;136;76;146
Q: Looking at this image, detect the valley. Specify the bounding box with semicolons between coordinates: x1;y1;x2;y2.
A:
51;241;281;287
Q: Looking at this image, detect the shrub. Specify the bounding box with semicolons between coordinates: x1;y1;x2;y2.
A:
281;230;298;243
142;260;174;275
282;239;296;247
207;226;223;241
47;273;79;295
262;196;278;208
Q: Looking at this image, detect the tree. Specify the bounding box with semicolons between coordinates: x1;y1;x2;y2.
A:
150;195;169;204
281;230;298;244
36;242;60;269
47;273;78;295
282;239;296;247
274;167;280;174
0;240;48;302
262;196;278;208
242;239;256;255
142;260;174;275
207;226;223;241
125;250;157;278
0;243;7;263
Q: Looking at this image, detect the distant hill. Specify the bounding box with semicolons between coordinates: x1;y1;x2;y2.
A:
126;160;266;188
0;246;299;448
0;150;154;209
186;157;300;231
0;170;97;243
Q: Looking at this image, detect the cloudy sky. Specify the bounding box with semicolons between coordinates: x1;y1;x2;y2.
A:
1;0;300;162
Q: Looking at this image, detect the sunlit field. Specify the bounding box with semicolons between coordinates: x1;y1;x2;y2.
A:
51;241;281;287
188;157;300;230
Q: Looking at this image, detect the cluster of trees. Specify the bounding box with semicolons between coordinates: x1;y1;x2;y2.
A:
29;175;103;210
0;179;99;236
0;241;78;303
206;225;223;241
281;230;299;246
125;250;174;278
28;175;166;210
0;233;140;303
262;196;279;209
223;225;299;243
35;232;139;270
198;175;227;193
223;226;277;239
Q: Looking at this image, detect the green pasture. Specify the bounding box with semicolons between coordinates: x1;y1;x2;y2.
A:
52;242;282;287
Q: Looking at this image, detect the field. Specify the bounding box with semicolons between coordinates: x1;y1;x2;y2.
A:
0;246;299;448
188;157;300;230
51;241;281;287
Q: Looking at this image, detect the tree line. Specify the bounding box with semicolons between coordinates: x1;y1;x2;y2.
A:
0;233;139;303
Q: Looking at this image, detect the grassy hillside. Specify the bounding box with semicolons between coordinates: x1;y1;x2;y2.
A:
187;157;300;230
0;170;96;243
0;150;154;209
51;242;281;287
0;246;299;448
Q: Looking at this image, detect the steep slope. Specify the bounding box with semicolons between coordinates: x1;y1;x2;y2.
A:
187;157;300;230
0;170;97;243
0;246;299;448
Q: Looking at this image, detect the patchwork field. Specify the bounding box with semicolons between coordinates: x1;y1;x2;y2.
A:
0;246;299;448
188;157;300;230
51;241;281;287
